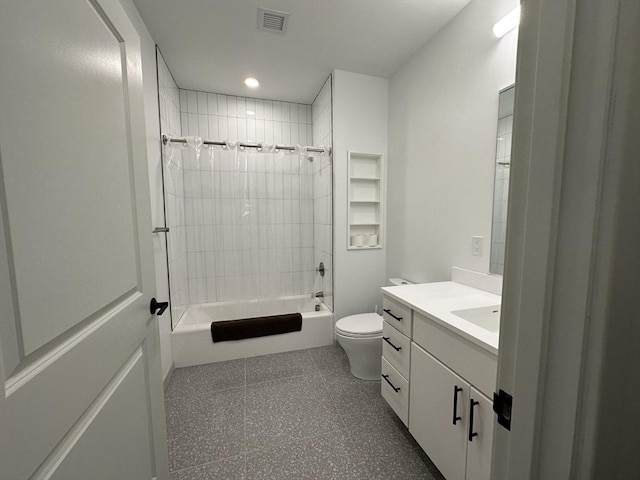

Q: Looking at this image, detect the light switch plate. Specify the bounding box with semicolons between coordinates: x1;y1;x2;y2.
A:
472;236;483;256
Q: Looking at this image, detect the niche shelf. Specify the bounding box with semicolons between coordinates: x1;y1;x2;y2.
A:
348;151;384;250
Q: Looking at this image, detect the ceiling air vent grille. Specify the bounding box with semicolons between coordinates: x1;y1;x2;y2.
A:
258;8;289;34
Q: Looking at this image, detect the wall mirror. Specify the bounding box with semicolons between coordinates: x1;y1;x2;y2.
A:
490;84;515;275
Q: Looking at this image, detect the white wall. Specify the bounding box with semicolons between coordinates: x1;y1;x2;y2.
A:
387;0;518;283
333;70;388;321
119;0;173;380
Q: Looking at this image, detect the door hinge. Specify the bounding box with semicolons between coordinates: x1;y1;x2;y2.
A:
493;389;513;431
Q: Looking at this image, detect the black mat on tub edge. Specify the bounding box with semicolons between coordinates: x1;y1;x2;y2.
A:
210;313;303;343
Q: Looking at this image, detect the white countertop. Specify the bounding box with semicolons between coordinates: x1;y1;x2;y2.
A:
381;281;501;354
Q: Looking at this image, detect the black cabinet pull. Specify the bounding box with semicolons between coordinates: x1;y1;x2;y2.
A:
469;399;480;441
453;386;463;425
150;297;169;316
382;374;401;392
383;308;403;321
382;336;402;351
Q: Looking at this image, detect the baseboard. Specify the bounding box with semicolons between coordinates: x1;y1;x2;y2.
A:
163;361;175;392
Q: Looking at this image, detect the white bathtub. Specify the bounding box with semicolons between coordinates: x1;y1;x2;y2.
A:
171;295;334;367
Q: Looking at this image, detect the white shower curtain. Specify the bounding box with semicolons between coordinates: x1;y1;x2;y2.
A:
177;141;316;304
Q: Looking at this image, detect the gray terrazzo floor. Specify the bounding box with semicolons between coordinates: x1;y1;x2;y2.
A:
165;344;445;480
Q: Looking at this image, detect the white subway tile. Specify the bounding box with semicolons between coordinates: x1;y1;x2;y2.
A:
197;92;208;114
227;96;237;117
217;94;228;116
207;93;218;114
180;90;188;112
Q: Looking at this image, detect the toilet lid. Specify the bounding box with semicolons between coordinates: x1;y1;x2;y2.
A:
335;313;383;336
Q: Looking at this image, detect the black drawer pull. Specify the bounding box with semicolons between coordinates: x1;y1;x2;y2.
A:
453;385;463;425
383;308;403;321
469;399;480;441
382;374;401;392
382;336;402;351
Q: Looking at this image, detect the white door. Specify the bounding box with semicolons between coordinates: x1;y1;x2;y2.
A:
410;343;468;480
0;1;169;479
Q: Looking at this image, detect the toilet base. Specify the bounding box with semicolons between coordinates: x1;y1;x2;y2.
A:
336;333;382;380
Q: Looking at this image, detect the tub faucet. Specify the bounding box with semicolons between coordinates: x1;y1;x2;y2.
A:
313;291;324;298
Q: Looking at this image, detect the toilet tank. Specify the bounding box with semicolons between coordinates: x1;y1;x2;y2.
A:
388;278;414;286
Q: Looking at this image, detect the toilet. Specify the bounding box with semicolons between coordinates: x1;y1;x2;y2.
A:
335;312;383;380
335;278;413;380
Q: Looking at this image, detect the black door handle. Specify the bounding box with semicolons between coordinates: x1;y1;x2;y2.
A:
382;336;402;351
150;297;169;316
383;308;403;321
469;399;480;441
453;386;463;425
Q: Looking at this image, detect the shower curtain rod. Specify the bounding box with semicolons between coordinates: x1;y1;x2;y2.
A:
162;134;330;154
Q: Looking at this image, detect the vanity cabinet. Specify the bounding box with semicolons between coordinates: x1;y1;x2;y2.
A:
380;296;413;426
380;285;498;480
410;343;494;480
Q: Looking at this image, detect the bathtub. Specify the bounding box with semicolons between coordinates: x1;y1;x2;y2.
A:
171;295;335;367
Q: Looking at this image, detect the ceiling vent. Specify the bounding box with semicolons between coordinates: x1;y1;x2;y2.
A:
257;8;289;34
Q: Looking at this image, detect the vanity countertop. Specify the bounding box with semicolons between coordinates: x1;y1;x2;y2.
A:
381;281;501;354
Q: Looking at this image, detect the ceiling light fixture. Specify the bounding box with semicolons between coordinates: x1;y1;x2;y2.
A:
493;6;521;38
244;77;260;88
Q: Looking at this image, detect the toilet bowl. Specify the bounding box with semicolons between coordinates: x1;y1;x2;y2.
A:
335;313;383;380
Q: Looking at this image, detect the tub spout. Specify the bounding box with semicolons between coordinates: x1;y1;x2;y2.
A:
313;291;324;298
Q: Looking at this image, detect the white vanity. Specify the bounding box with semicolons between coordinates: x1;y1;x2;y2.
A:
380;270;501;480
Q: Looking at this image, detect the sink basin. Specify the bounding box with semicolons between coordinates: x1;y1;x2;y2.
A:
451;305;501;333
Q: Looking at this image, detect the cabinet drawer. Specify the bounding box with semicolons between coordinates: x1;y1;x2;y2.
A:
382;295;412;337
413;312;497;397
381;357;409;426
382;321;411;378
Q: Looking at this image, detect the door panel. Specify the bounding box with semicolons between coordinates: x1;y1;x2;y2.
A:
3;291;145;478
410;343;468;480
48;350;153;480
1;0;140;355
0;0;168;479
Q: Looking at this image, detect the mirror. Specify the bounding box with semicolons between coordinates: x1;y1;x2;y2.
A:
490;85;515;275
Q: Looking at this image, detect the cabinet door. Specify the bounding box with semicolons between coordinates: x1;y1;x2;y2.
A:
466;387;494;480
410;343;468;480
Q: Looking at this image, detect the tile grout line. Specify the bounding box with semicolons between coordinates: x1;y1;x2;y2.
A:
316;363;354;442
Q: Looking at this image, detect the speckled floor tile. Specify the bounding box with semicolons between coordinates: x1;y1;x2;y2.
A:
166;359;246;404
164;346;444;479
348;405;421;450
321;367;389;427
246;430;365;480
166;386;245;472
170;455;246;480
245;349;318;385
245;373;341;450
307;344;350;372
350;422;443;480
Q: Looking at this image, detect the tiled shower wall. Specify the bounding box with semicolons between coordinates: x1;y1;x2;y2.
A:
312;77;333;310
490;113;512;275
157;53;187;323
178;90;319;303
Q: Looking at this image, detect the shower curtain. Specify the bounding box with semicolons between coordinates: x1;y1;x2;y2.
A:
168;140;317;305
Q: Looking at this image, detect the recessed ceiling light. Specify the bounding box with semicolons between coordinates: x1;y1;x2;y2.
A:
247;110;256;116
244;77;260;88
